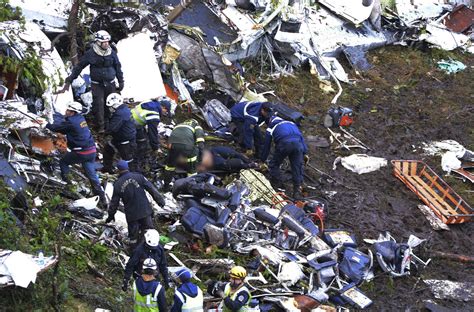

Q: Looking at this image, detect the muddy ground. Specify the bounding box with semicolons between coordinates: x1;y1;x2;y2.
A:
257;46;473;310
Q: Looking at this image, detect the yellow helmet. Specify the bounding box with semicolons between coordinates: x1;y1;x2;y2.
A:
229;266;247;279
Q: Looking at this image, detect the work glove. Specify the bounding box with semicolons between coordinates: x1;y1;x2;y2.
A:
122;279;129;292
304;155;310;165
156;196;166;207
117;81;124;92
215;289;225;298
105;213;115;224
259;163;269;172
245;149;254;158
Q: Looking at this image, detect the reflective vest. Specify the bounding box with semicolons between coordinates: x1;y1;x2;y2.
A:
266;117;294;136
221;283;253;312
175;287;204;312
133;280;162;312
132;103;161;126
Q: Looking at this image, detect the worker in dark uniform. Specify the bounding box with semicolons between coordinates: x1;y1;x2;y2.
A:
103;93;137;172
261;115;308;199
230;102;272;159
61;30;124;133
106;160;165;248
123;229;170;292
163;119;204;189
197;146;258;173
131;98;172;170
46;101;106;205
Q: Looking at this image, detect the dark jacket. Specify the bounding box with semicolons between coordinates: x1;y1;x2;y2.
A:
135;276;168;312
106;104;136;143
108;171;165;222
65;48;123;84
171;282;200;312
230;102;265;149
169;119;205;147
261;116;308;162
125;242;170;287
46;114;95;150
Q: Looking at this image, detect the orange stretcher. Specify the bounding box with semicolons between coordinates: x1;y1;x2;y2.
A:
392;160;473;224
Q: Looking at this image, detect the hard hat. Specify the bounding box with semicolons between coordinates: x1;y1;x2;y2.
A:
229;266;247;279
95;30;111;42
67;101;83;113
106;93;123;109
176;268;192;282
144;229;160;249
143;258;157;271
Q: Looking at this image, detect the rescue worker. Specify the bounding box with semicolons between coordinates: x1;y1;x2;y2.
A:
215;266;254;312
61;30;124;133
106;161;165;248
124;229;170;292
260;115;308;199
132;258;168;312
197;146;258;173
45;101;106;205
103;93;137;172
163;119;204;189
171;268;203;312
131;98;172;170
230;102;272;159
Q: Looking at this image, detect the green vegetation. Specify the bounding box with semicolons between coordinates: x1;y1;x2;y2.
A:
0;0;23;23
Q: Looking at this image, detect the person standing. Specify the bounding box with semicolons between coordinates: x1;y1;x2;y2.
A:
123;229;170;293
61;30;124;133
106;161;165;247
132;258;168;312
45;101;106;205
131;98;172;170
171;268;203;312
103;93;137;172
214;266;253;312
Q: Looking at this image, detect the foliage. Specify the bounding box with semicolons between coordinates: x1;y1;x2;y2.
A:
0;48;49;98
0;0;23;22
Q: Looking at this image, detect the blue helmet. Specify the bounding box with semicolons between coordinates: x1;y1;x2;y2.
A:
176;268;192;283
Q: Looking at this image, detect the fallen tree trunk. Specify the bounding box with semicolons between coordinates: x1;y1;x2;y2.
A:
430;251;474;263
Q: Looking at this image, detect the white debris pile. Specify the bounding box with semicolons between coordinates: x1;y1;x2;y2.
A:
0;250;57;288
333;154;387;174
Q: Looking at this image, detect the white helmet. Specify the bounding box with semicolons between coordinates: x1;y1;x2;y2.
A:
143;258;157;271
95;30;111;42
67;101;83;113
144;229;160;248
106;93;123;109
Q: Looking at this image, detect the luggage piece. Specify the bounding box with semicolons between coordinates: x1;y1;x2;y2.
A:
181;207;215;236
281;204;319;236
392;160;473;224
272;102;304;125
339;247;371;285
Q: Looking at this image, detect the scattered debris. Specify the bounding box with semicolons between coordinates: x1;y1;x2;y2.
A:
333;154;387;174
417;205;450;231
437;59;466;74
392;160;473;224
424;279;474;302
0;250;57;288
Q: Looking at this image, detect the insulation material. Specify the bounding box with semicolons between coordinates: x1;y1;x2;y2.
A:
441;151;462;172
333;154;387;174
278;261;305;286
117;31;167;102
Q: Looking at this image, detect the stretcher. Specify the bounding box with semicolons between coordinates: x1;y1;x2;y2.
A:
392;160;473;224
